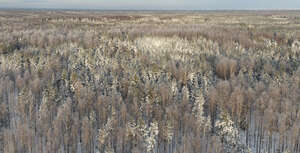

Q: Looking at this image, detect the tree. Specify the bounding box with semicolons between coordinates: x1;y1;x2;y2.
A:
17;88;31;123
82;116;94;153
216;57;237;80
215;112;251;153
97;117;113;152
192;90;211;135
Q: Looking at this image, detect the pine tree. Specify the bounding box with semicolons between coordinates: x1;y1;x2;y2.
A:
192;90;211;134
215;112;251;153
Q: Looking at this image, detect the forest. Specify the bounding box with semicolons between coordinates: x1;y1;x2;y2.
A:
0;10;300;153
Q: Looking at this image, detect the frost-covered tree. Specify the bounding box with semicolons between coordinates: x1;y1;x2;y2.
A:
192;90;211;134
138;120;159;153
215;112;251;153
97;117;113;151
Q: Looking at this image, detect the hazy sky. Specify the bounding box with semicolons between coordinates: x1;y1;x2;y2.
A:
0;0;300;10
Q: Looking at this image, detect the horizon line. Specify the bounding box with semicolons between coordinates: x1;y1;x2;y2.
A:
1;7;300;11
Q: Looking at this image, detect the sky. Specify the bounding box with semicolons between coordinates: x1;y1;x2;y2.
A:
0;0;300;10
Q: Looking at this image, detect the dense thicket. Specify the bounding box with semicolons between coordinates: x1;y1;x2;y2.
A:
0;10;300;153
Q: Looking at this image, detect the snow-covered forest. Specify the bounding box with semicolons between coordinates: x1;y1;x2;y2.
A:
0;10;300;153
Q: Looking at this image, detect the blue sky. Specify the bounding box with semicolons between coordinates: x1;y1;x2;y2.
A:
0;0;299;10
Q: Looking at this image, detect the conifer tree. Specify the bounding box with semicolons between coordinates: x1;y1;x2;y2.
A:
215;112;251;153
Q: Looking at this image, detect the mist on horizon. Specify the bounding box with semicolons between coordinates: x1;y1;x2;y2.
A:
0;0;299;10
